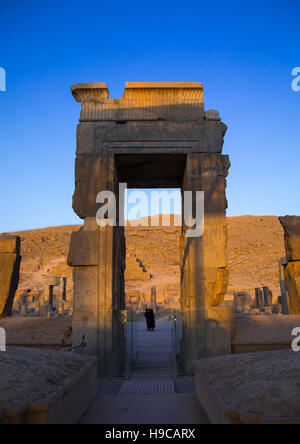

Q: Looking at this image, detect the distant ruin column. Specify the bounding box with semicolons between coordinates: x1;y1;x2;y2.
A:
151;286;157;308
0;236;21;318
255;288;264;309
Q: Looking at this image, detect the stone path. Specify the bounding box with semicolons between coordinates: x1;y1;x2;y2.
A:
81;394;208;425
81;315;209;424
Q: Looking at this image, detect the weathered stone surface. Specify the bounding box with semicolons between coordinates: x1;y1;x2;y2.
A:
279;216;300;261
0;236;20;254
211;267;229;307
73;154;100;219
68;217;99;267
284;261;300;314
0;236;21;318
205;109;221;121
72;82;205;122
206;306;233;356
68;230;99;267
94;121;227;153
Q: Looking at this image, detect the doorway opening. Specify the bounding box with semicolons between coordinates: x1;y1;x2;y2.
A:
123;186;183;376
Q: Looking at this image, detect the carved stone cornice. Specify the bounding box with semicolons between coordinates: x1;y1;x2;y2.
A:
71;83;109;103
71;82;205;121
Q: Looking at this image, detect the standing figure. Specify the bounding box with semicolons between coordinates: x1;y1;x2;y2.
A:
149;309;156;331
144;309;151;331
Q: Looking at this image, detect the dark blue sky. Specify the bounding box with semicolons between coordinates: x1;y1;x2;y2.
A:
0;0;299;232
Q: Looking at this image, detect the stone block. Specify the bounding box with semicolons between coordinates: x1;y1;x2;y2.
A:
205;109;221;121
73;155;101;218
72;267;99;319
279;216;300;261
0;236;20;254
68;229;99;266
0;252;21;317
76;123;95;154
94;120;227;153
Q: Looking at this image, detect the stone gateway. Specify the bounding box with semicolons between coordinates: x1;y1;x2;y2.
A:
68;82;233;376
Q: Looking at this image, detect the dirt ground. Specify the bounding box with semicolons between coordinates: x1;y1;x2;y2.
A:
0;317;72;346
233;314;300;344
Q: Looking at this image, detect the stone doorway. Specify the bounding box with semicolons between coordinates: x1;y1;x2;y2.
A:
68;82;233;376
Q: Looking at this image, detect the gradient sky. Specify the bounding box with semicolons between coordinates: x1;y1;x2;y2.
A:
0;0;299;232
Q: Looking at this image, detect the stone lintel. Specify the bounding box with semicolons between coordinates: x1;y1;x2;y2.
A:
76;121;227;155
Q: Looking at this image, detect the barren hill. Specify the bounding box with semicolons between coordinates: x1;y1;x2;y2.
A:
5;216;285;305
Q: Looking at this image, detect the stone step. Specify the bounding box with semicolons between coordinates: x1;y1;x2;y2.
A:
119;379;175;394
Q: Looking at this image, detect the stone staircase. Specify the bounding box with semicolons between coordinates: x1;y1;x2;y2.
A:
119;379;175;394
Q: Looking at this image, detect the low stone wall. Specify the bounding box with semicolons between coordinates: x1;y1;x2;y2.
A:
26;358;97;424
0;348;98;424
194;350;300;424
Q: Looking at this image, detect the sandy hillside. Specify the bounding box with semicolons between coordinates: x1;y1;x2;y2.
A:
3;215;286;301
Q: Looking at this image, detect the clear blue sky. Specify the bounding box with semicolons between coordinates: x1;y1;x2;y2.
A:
0;0;299;232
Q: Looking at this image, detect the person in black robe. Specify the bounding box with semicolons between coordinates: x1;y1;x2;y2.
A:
149;309;156;331
144;309;151;331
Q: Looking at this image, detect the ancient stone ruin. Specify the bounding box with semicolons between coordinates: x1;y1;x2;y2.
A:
279;216;300;314
68;82;232;376
0;236;21;318
13;275;72;318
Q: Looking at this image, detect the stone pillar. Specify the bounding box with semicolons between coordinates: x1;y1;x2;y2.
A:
151;286;157;308
68;153;126;377
0;236;21;318
255;288;264;309
180;153;232;373
279;216;300;314
262;286;273;307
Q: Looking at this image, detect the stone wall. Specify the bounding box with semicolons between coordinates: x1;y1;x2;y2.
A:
279;216;300;314
0;236;21;318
